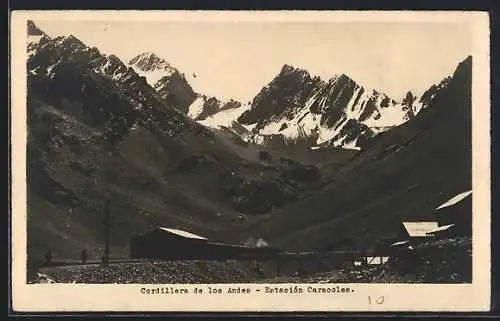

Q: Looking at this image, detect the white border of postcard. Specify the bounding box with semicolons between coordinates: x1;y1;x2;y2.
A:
10;10;491;312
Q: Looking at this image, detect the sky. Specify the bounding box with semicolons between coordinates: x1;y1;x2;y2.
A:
33;20;472;102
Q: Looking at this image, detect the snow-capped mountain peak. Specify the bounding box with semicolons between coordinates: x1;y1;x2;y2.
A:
52;35;89;52
127;52;198;114
27;20;51;57
128;52;178;87
27;20;46;37
129;52;173;72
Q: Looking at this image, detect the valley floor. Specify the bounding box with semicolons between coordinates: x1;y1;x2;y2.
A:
31;237;471;284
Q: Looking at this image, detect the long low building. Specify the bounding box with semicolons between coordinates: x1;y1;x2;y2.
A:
130;227;280;261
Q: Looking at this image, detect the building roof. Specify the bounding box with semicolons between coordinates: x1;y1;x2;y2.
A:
157;227;208;240
366;256;390;265
427;224;456;234
436;190;472;211
390;240;410;247
402;222;439;237
205;241;251;248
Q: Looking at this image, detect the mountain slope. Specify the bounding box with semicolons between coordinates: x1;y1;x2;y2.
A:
26;26;241;262
27;20;50;57
129;52;197;114
25;20;472;271
26;22;335;264
223;56;473;252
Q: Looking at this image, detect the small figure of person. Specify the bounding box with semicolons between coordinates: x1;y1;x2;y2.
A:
101;255;109;267
80;249;88;264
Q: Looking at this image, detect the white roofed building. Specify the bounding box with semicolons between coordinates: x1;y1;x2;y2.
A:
401;221;439;238
130;226;279;260
388;221;438;249
384;190;472;250
156;227;208;240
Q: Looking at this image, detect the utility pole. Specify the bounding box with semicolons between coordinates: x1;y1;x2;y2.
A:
102;199;111;266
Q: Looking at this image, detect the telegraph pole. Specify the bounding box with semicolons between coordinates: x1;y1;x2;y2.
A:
102;199;111;266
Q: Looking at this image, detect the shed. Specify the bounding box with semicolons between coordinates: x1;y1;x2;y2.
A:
389;221;438;248
400;221;439;238
434;190;472;236
130;227;280;260
130;227;209;260
366;256;390;265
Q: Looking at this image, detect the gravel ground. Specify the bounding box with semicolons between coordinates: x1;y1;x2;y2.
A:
36;260;266;284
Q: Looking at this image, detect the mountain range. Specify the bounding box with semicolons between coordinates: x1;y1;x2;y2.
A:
224;55;472;251
127;50;449;151
25;20;472;265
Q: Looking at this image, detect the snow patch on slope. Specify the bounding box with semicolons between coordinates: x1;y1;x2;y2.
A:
131;66;175;87
29;66;40;75
242;123;257;132
362;105;406;128
28;35;43;45
198;103;250;129
27;35;47;56
316;121;346;145
184;73;242;103
187;96;205;119
334;137;361;150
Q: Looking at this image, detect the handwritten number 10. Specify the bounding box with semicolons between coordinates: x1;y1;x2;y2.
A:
368;296;385;305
